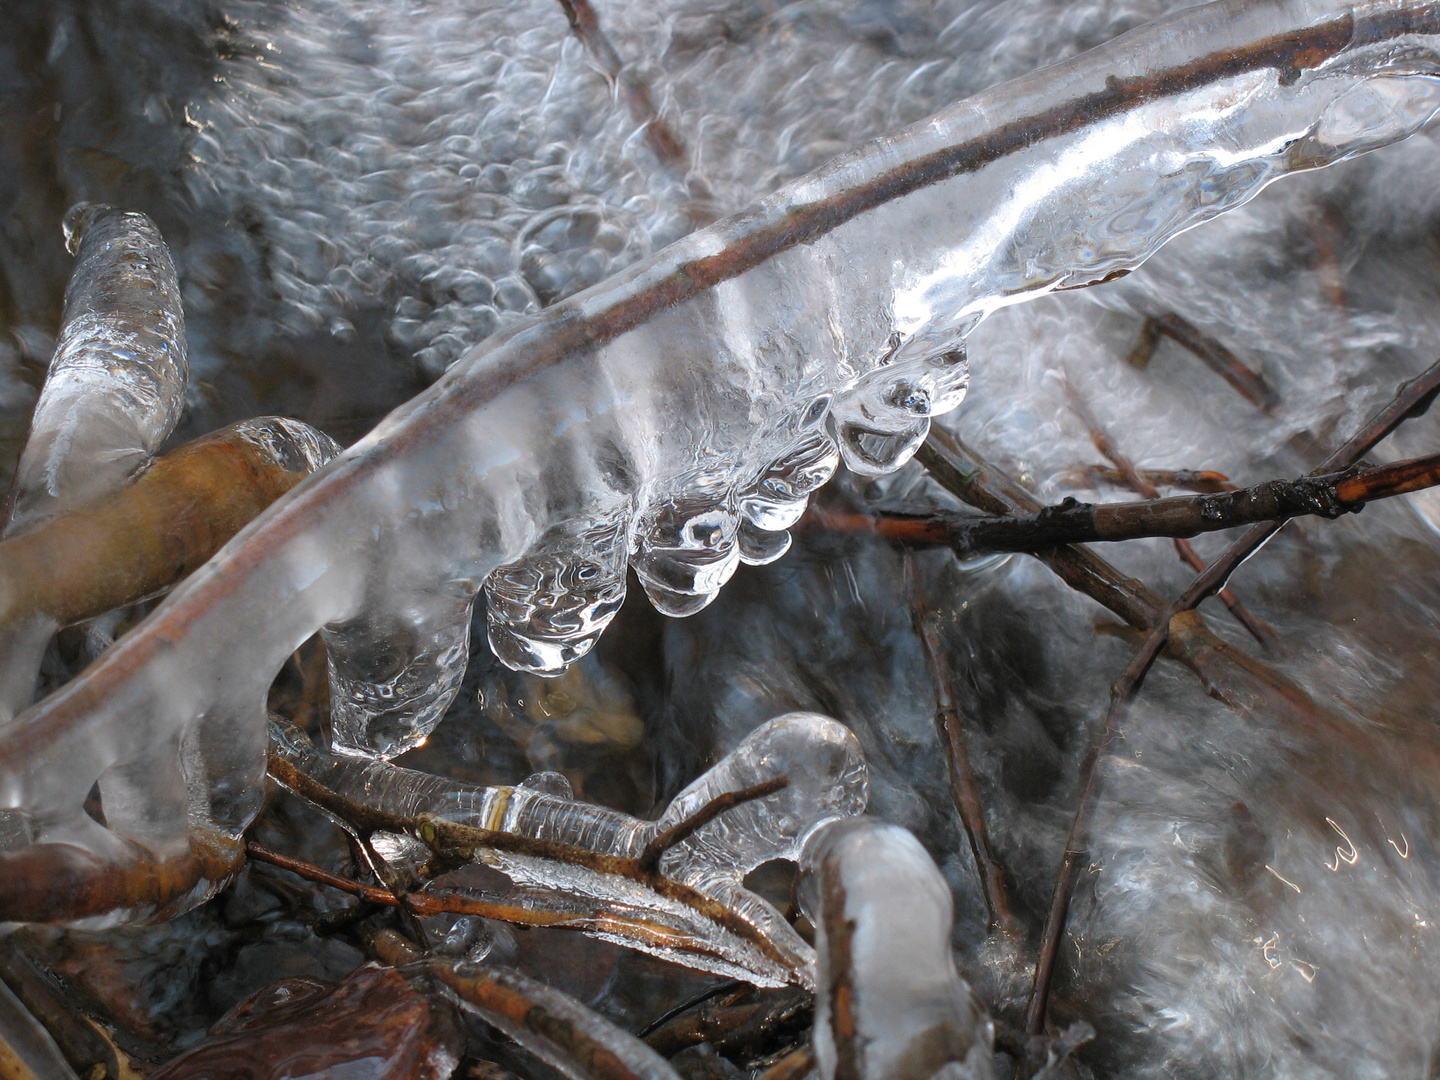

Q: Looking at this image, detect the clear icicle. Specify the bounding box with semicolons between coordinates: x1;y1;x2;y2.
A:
483;511;630;677
270;711;867;986
6;0;1440;924
0;204;189;723
6;203;188;527
800;819;995;1080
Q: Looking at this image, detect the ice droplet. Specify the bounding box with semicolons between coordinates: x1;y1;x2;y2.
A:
484;514;628;677
632;486;740;617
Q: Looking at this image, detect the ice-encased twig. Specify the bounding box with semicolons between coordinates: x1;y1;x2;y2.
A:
800;819;995;1080
0;204;189;722
5;0;1440;923
371;929;681;1080
270;712;867;987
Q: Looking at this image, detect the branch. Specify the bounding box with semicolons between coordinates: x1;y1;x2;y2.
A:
1065;385;1278;651
907;562;1016;935
925;454;1440;555
1126;312;1279;412
0;418;333;629
266;747;802;976
1022;355;1440;1039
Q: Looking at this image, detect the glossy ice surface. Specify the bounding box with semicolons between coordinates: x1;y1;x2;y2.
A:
4;0;1440;929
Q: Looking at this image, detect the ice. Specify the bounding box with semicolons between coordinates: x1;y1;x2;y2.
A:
4;0;1440;922
270;711;867;986
800;819;995;1080
6;203;187;527
0;204;189;723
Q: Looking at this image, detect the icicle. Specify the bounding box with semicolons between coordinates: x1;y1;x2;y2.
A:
5;0;1440;924
0;204;189;723
800;819;995;1080
270;712;867;986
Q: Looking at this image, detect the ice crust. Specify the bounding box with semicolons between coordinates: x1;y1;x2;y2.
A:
4;0;1440;933
0;204;189;722
801;818;995;1080
271;711;867;986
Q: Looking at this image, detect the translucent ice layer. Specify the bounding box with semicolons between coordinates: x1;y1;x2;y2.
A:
271;712;867;986
0;204;189;723
5;203;188;527
800;819;995;1080
5;0;1440;922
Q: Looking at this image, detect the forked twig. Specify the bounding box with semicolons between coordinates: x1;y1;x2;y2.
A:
1022;356;1440;1039
1066;385;1279;651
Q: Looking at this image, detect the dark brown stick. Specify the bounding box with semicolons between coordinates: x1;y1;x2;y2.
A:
907;454;1440;556
1066;387;1279;650
636;776;789;876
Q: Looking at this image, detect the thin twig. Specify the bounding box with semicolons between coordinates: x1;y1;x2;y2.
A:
1064;464;1235;494
1022;356;1440;1040
553;0;715;228
637;777;789;876
887;454;1440;556
906;561;1016;935
1066;385;1279;651
1128;313;1280;412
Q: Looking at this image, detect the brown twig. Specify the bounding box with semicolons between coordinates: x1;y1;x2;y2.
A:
1066;386;1279;651
1021;356;1440;1040
906;561;1016;935
918;453;1440;556
1128;313;1280;412
754;1045;817;1080
636;776;789;876
553;0;715;227
1064;464;1235;494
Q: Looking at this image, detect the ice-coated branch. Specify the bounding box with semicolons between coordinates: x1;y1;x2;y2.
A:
799;819;995;1080
0;418;339;632
5;0;1440;926
269;713;866;987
